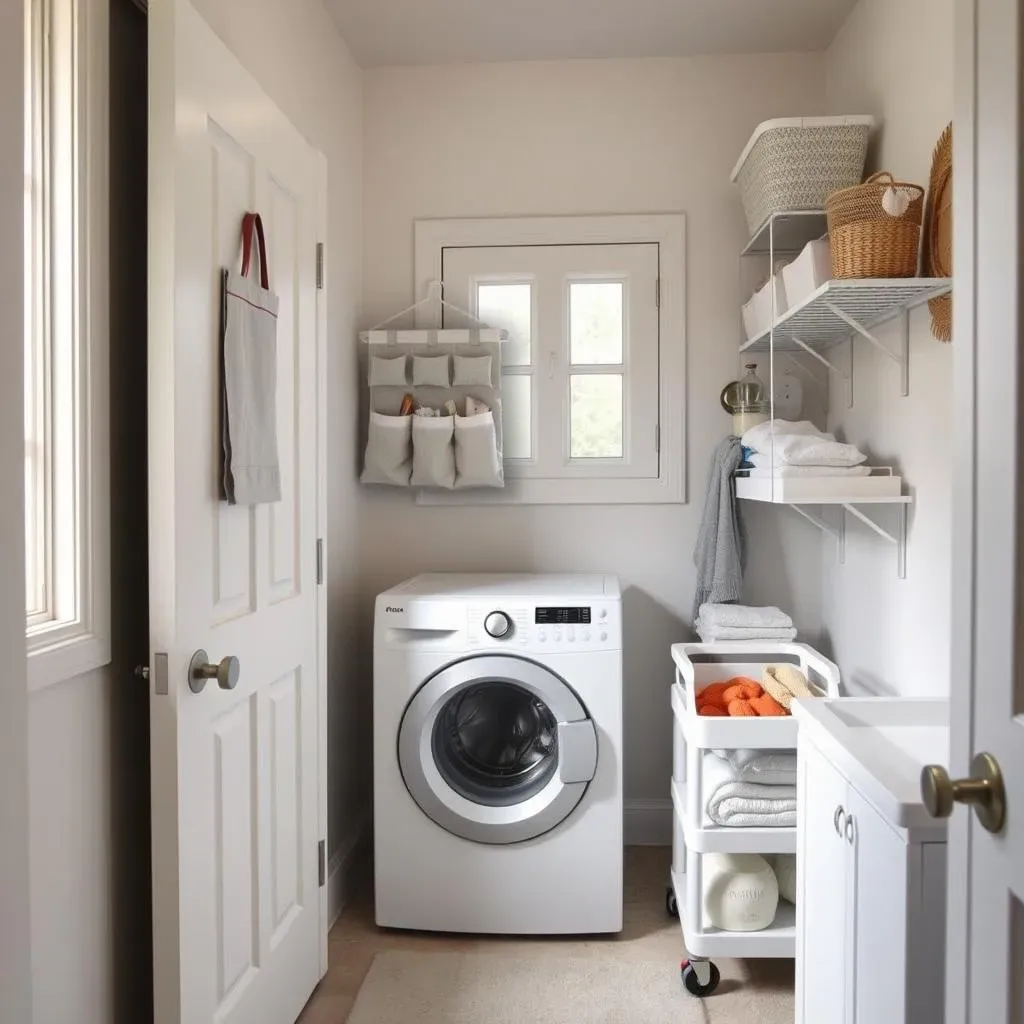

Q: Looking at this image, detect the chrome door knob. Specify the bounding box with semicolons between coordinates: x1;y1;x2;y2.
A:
188;650;241;694
921;752;1006;834
484;611;512;639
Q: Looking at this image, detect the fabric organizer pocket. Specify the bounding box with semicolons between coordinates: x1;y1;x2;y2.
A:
361;412;413;486
368;354;409;387
454;412;503;489
453;354;493;387
412;355;451;387
411;415;456;489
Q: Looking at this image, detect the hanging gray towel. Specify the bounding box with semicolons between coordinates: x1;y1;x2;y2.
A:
693;436;746;618
221;212;281;505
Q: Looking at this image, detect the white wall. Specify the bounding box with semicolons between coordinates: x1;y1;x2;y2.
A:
822;0;954;696
0;0;32;1019
360;54;828;816
26;2;364;1022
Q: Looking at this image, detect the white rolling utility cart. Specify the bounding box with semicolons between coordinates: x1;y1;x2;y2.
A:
668;642;841;997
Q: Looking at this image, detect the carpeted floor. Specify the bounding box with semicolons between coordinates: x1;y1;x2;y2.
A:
298;847;795;1024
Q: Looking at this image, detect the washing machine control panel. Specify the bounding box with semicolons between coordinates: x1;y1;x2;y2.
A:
467;604;620;650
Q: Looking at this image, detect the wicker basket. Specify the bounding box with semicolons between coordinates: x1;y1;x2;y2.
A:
731;117;875;237
826;172;925;278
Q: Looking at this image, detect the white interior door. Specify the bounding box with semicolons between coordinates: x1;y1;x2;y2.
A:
946;1;1024;1020
147;2;327;1022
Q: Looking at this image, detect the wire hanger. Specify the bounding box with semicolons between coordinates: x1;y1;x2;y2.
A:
361;280;508;339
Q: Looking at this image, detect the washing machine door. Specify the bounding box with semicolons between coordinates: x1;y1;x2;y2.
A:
398;655;598;845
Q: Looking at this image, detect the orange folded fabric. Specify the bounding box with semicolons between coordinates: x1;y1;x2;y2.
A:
696;682;731;708
750;693;788;717
727;699;758;717
698;704;728;717
723;680;763;704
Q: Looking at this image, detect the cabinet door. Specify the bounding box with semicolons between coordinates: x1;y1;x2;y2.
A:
846;787;908;1024
796;741;851;1024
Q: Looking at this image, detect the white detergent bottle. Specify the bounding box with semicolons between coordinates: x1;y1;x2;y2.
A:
702;853;780;932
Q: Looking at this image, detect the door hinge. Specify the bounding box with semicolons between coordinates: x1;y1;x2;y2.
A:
316;538;324;586
655;424;661;453
316;242;324;290
318;840;326;888
655;278;661;309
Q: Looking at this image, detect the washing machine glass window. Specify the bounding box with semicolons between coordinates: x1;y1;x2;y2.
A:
398;654;599;845
432;681;559;807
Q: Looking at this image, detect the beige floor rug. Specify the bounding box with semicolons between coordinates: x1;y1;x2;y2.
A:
347;950;794;1024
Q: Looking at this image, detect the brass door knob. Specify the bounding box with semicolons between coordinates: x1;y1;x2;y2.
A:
188;650;241;694
921;752;1006;834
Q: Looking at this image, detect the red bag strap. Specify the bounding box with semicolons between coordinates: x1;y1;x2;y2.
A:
240;212;270;290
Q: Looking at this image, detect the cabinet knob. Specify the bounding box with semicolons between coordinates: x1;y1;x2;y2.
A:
833;804;846;837
921;752;1006;834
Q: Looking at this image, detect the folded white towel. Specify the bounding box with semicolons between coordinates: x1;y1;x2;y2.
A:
747;435;866;468
710;748;798;787
703;752;797;828
697;625;798;642
697;604;793;629
741;419;830;449
745;464;872;478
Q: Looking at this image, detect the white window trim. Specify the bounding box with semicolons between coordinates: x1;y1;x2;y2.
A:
413;214;686;506
25;0;110;692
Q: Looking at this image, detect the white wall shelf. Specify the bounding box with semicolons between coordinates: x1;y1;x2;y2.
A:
736;482;912;579
740;277;952;405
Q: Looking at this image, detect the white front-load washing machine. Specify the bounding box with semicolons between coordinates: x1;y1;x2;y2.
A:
373;573;623;935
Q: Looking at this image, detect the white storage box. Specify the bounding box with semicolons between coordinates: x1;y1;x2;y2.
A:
781;238;832;310
742;274;787;341
731;116;875;237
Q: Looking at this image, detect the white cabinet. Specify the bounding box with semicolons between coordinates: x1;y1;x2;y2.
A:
796;736;947;1024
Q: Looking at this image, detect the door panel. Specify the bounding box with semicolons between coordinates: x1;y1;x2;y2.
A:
796;742;849;1024
148;2;324;1021
950;3;1024;1020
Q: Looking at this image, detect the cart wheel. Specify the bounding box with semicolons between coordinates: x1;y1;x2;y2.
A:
665;887;678;918
681;959;721;998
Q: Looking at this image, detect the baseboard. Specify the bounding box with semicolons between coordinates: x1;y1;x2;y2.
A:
327;811;370;929
624;799;673;846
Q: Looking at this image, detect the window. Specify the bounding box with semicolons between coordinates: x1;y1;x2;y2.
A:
24;0;109;690
414;216;685;504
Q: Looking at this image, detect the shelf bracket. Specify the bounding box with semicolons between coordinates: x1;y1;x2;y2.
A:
789;505;846;565
823;302;910;398
779;351;828;389
790;335;853;409
842;503;908;579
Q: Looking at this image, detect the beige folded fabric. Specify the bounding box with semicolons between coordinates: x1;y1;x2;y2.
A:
762;664;815;710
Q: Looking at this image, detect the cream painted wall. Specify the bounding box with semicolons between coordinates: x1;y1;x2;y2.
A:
822;0;954;696
26;2;365;1022
360;54;829;814
0;0;32;1019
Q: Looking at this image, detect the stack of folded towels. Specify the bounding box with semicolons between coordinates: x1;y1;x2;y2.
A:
703;747;798;829
695;603;796;643
740;419;870;478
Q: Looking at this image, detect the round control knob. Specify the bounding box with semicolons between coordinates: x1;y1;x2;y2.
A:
484;611;513;639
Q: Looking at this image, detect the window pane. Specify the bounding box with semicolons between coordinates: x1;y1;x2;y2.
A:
570;375;623;459
570;282;623;365
478;283;532;367
501;374;532;460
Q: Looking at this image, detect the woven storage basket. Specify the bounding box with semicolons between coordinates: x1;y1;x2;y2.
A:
731;117;874;237
826;172;925;278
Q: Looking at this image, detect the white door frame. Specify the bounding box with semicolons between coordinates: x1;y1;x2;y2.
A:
0;1;32;1018
314;156;329;975
948;1;1023;1020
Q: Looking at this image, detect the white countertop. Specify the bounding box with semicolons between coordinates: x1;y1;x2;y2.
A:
793;697;950;835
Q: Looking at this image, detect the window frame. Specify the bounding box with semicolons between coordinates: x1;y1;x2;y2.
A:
413;214;686;505
24;0;110;691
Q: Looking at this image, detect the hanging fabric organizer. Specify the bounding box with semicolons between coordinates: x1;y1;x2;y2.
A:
360;285;508;490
